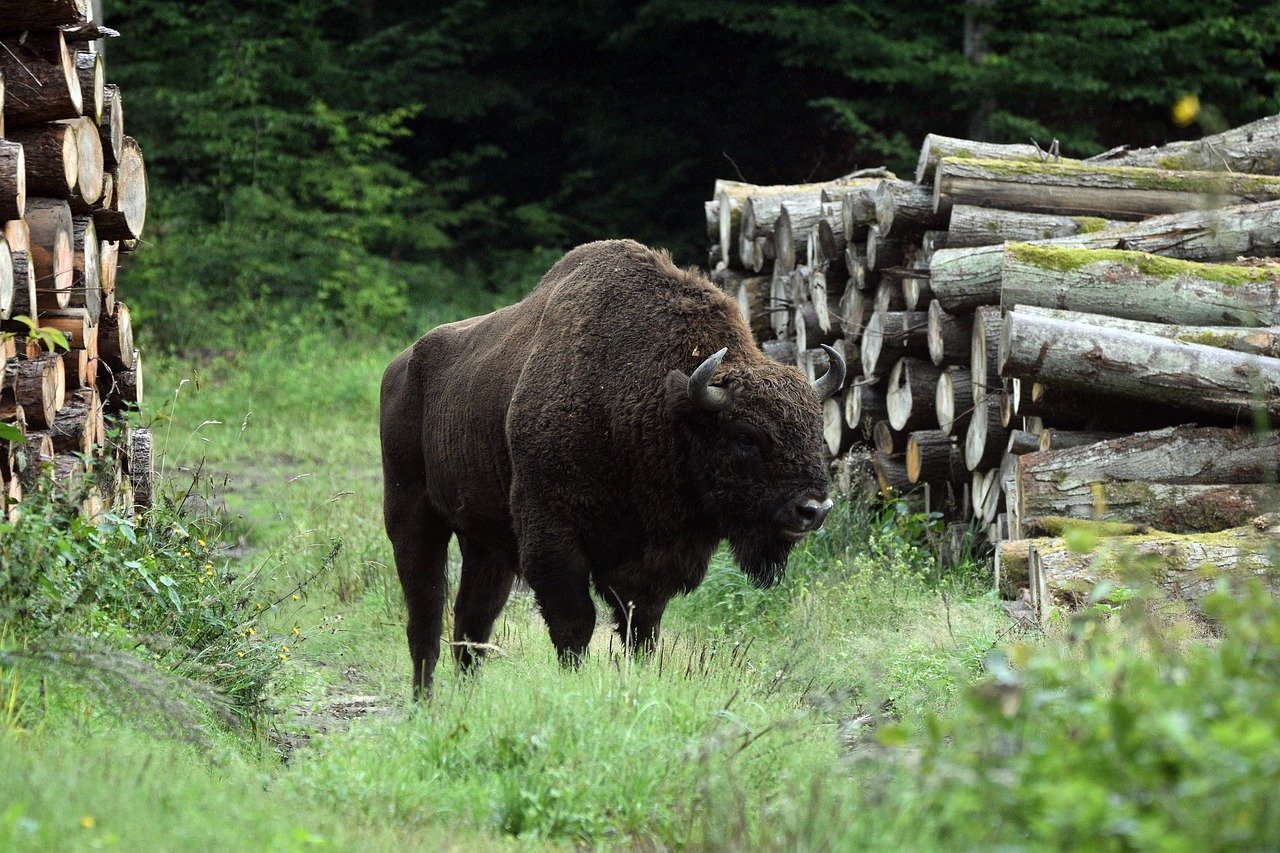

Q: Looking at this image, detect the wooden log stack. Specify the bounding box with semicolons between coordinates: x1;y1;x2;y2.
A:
0;1;152;520
703;112;1280;617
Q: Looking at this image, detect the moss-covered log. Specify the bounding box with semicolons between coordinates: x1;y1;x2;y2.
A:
934;157;1280;220
1099;113;1280;175
1020;481;1280;536
945;204;1122;248
914;135;1053;184
999;312;1280;419
1001;245;1280;326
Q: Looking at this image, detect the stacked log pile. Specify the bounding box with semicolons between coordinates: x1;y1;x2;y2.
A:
704;112;1280;620
0;1;152;522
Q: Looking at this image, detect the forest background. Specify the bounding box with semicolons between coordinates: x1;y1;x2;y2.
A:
106;0;1280;350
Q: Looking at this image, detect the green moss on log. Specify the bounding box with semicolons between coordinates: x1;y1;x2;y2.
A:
1031;516;1147;537
1070;216;1110;234
1008;243;1280;286
956;158;1280;196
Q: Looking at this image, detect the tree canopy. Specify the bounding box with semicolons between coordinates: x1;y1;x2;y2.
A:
105;0;1280;345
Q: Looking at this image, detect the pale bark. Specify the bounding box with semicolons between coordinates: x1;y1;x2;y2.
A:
914;134;1050;184
935;366;974;436
927;299;971;366
945;204;1123;248
886;356;942;432
1009;306;1280;358
1097;113;1280;175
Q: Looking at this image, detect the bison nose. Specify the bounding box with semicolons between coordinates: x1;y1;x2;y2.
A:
796;497;833;530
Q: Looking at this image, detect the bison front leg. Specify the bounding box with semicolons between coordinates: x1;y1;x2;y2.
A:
604;590;668;657
516;527;597;666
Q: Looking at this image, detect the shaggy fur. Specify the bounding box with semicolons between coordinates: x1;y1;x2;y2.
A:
380;240;830;697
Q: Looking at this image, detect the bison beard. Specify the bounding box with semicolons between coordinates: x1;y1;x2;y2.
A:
380;240;843;698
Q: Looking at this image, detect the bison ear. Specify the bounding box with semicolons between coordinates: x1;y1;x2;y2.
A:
664;370;698;418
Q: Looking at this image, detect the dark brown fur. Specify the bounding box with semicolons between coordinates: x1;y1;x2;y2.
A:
380;240;830;696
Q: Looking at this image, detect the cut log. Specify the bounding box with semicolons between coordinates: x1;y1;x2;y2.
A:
831;449;873;498
98;85;124;170
0;140;25;220
64;116;104;208
0;31;81;127
1016;382;1210;433
794;302;829;352
873;279;906;315
899;268;933;312
1001;244;1280;327
964;393;1009;471
926;300;971;366
838;285;871;342
999;312;1280;420
796;347;831;386
49;395;93;455
98;238;117;312
934;157;1280;220
969;305;1002;406
886;356;942;432
26;198;74;309
860;310;929;379
64;346;94;389
1098;113;1280;175
768;267;792;340
93;136;146;241
906;430;962;484
1027;518;1279;622
37;307;91;349
97;301;132;371
844;378;888;433
733;274;771;340
7;123;77;198
865;225;904;271
8;354;59;428
823;397;850;456
0;0;92;31
872;178;950;237
1006;430;1040;455
16;431;54;490
935;366;974;437
1036;429;1125;452
129;427;153;510
108;350;142;409
1008;306;1280;358
873;420;907;455
74;51;103;123
872;450;914;496
914;134;1050;184
929;199;1280;311
945;204;1122;248
68;215;99;321
0;236;11;320
1020;481;1280;536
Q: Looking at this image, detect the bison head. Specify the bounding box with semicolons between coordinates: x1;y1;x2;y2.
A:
666;345;843;587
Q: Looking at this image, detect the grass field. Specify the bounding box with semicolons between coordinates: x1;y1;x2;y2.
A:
4;326;1279;849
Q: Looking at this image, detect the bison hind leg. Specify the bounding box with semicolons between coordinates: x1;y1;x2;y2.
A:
385;494;452;701
453;537;517;672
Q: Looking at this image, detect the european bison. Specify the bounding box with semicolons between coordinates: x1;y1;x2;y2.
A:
380;240;844;696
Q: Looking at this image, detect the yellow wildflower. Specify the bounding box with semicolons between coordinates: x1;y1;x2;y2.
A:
291;626;300;636
1172;94;1200;127
80;816;95;830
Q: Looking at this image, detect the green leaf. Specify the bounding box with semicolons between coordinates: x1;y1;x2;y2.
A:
0;423;24;444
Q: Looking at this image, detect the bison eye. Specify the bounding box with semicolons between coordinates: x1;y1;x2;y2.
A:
731;431;759;457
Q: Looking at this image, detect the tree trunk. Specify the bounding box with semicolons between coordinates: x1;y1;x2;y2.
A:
965;393;1009;471
1027;518;1279;622
872;178;950;237
907;430;962;484
945;204;1123;248
886;356;942;432
1008;305;1280;358
999;312;1280;420
914;134;1049;184
929;199;1280;310
1001;245;1280;326
969;305;1002;406
0;0;92;30
1097;113;1280;175
0;31;82;128
0;141;26;220
927;299;971;366
65;116;104;208
934;157;1280;220
27;198;74;309
7;123;78;198
935;366;974;436
93;136;146;241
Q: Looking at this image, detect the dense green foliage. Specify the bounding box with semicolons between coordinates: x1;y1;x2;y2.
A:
106;0;1280;346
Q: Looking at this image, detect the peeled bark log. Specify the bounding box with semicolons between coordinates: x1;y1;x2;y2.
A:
969;305;1002;406
1027;518;1279;622
930;199;1280;310
935;366;974;437
1097;113;1280;175
0;141;25;220
0;0;92;30
1001;244;1280;327
945;204;1123;248
999;312;1280;420
934;157;1280;220
907;430;962;484
7;123;78;198
27;198;74;309
74;51;103;122
914;134;1050;184
93;136;146;241
872;178;950;237
927;299;971;366
965;393;1009;471
886;356;942;432
98;85;124;170
0;31;81;127
1009;306;1280;358
97;301;133;371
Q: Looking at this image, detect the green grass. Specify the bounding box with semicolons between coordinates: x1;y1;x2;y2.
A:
6;320;1280;848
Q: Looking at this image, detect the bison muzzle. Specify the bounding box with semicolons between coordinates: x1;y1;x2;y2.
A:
380;240;844;697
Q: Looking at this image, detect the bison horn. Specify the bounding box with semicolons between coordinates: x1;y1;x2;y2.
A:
688;347;733;412
812;344;846;399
